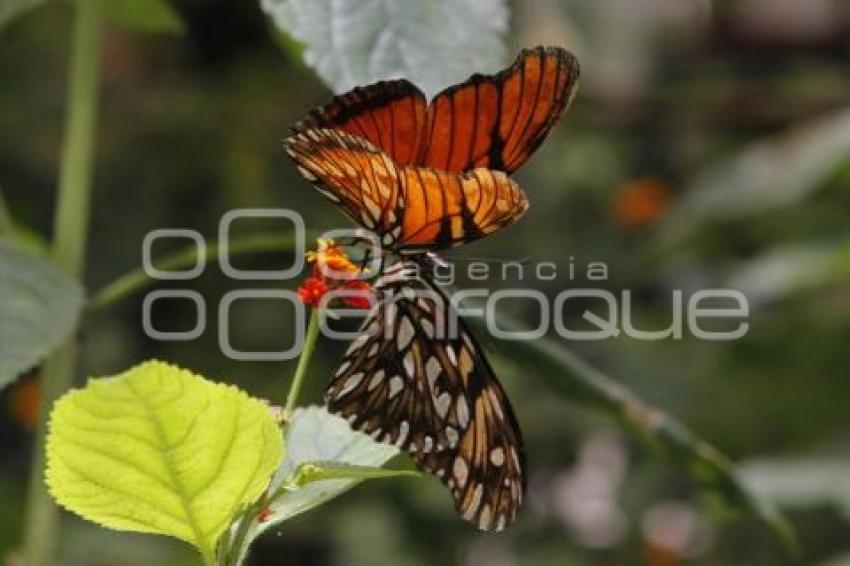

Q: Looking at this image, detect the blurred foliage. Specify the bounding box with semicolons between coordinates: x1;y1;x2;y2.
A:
97;0;184;35
1;0;849;564
0;0;184;33
0;240;83;388
0;0;50;29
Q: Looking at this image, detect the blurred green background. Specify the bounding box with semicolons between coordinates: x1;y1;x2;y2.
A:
2;0;850;564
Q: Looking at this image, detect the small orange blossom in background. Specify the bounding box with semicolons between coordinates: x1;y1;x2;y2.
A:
611;177;671;229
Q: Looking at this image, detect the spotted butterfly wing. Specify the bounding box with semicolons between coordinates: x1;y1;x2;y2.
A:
284;128;529;253
293;46;579;174
326;262;525;530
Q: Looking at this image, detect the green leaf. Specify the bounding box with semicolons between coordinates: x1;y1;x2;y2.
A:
45;360;284;564
99;0;184;34
726;242;849;308
0;239;84;389
259;0;509;97
739;456;850;520
656;108;850;249
281;461;419;491
224;406;404;565
0;0;50;30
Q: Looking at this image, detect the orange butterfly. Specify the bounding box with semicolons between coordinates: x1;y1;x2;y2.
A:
285;46;579;253
285;46;579;531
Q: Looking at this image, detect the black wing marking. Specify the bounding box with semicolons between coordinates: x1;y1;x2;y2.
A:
325;262;525;531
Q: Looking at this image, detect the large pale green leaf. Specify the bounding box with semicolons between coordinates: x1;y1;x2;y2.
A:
259;0;509;97
225;406;408;565
46;360;284;564
0;239;83;388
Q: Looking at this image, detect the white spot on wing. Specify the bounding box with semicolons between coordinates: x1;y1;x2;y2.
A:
421;318;435;338
334;361;350;377
462;483;483;521
360;209;376;229
367;369;385;391
396;421;409;446
456;397;470;428
346;333;369;355
478;505;492;529
446;426;459;448
490;447;505;467
403;352;415;377
453;456;469;488
425;357;442;387
397;316;415;350
363;195;381;220
339;372;364;396
434;392;451;417
296;165;317;181
388;375;404;399
446;345;457;365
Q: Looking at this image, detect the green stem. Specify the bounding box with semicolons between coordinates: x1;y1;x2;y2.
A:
87;233;300;311
22;1;102;565
284;308;322;415
221;308;322;565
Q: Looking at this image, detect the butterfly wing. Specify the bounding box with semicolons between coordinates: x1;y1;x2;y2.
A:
326;262;525;531
292;47;578;174
292;79;428;167
284;128;529;253
420;46;580;174
393;166;529;253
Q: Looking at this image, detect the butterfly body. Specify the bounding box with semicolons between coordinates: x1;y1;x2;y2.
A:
285;46;579;531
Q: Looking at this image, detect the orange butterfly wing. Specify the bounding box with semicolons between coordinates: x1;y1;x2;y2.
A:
284;129;529;253
292;47;579;174
293;79;428;167
420;46;579;173
395;167;528;252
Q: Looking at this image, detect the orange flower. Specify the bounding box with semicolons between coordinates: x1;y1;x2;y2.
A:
297;239;373;309
297;277;329;307
611;178;671;229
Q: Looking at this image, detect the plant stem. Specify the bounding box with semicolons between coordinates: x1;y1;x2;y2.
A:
284;308;322;415
221;309;321;565
87;232;302;311
22;1;102;565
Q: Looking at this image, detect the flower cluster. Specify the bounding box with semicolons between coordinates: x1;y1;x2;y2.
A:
297;239;373;309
